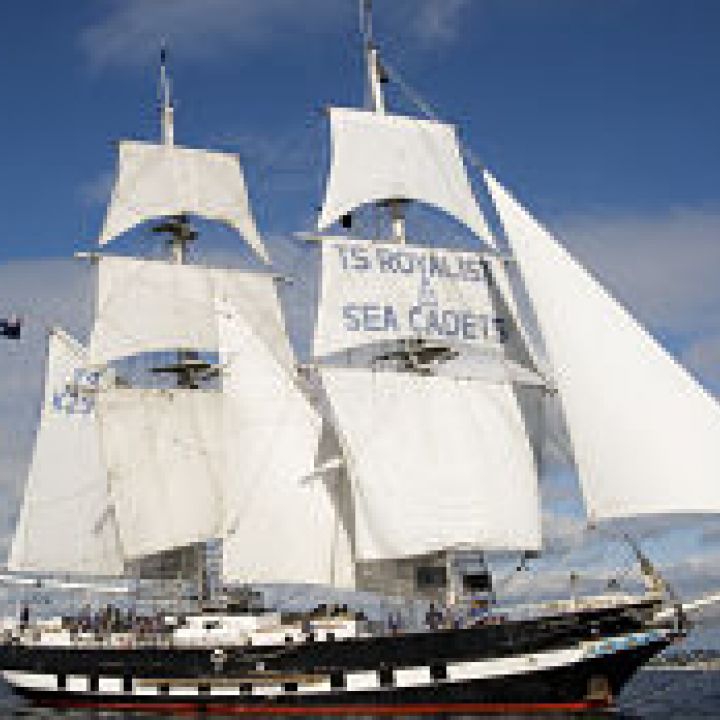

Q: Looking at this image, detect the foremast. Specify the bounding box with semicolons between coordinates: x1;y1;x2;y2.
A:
9;46;351;601
128;47;206;601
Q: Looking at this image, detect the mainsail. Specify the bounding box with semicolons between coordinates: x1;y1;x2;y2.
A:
99;140;269;262
321;368;541;561
485;170;720;520
9;329;123;575
318;108;493;244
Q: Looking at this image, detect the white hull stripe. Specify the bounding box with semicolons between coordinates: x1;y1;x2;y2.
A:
1;629;670;699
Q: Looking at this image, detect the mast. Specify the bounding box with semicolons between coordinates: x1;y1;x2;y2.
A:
149;46;207;603
159;44;175;148
156;45;193;266
310;3;521;608
360;0;406;244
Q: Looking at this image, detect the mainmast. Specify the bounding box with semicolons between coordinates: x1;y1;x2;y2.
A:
360;0;406;245
159;44;175;148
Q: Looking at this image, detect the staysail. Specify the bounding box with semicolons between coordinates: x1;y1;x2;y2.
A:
218;297;354;587
486;170;720;520
9;329;123;575
321;368;541;560
318;108;493;244
99;140;269;262
314;238;504;358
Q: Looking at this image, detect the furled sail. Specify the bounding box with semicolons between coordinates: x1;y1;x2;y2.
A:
314;238;504;358
318;108;493;244
485;170;720;520
9;329;123;575
99;140;269;262
321;368;541;560
218;297;354;587
97;388;224;560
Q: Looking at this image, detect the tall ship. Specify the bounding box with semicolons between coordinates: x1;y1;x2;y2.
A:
1;2;720;714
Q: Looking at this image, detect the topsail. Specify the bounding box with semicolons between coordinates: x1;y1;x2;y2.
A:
318;108;493;244
100;140;269;262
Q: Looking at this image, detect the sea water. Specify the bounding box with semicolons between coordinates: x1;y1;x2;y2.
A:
0;670;717;719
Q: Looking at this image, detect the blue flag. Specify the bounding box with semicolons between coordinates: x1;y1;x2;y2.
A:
0;317;21;339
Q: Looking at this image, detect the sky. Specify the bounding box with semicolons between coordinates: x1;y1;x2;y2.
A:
1;0;720;634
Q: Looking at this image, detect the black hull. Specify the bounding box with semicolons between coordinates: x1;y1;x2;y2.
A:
0;601;676;715
8;641;667;715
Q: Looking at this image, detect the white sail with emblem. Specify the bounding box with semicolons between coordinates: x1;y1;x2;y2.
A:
9;329;123;575
314;238;503;358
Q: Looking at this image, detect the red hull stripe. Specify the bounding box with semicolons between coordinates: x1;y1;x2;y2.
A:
38;698;611;715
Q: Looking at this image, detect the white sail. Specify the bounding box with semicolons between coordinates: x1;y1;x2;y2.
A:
97;388;224;560
485;170;720;520
99;140;269;262
9;329;123;575
314;238;503;358
321;368;541;560
218;298;354;587
211;269;295;373
89;256;217;366
318;108;493;244
89;258;289;369
486;256;548;375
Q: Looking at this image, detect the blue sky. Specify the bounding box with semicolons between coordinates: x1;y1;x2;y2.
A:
1;0;720;631
0;0;718;258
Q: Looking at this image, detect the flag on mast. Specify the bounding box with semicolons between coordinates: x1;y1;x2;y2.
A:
0;316;21;339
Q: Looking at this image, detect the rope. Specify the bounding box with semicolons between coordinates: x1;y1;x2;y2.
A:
381;58;486;174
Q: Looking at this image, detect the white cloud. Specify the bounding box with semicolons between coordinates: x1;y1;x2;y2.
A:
80;0;345;68
78;170;114;208
80;0;471;69
411;0;470;43
554;206;720;391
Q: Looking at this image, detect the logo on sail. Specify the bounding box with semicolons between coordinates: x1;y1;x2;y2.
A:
332;242;507;345
52;369;102;415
